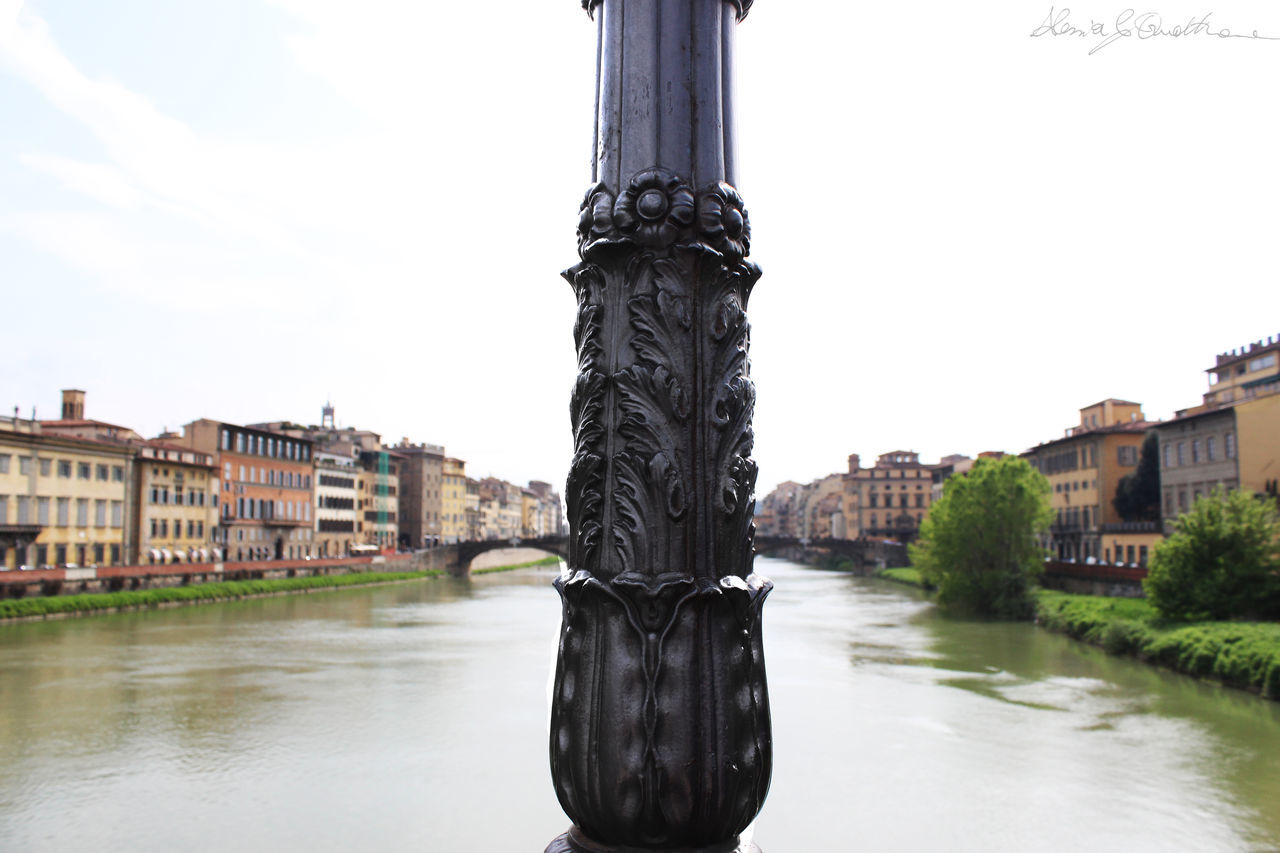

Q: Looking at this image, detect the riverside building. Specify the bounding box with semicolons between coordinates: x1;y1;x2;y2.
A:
178;420;315;561
132;441;218;564
394;440;444;548
1153;334;1280;534
1022;400;1152;564
0;414;133;569
844;451;936;543
442;457;467;544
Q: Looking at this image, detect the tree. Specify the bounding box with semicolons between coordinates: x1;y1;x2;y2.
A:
1113;431;1161;522
1144;488;1280;621
910;456;1053;619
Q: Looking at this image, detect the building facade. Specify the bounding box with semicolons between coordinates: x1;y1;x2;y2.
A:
314;449;360;557
442;457;467;543
357;450;399;549
133;441;218;564
179;420;316;561
844;451;935;542
394;441;445;548
0;417;133;569
1023;400;1149;563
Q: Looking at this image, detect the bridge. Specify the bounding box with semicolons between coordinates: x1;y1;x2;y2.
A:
445;535;909;574
753;535;910;571
452;536;568;570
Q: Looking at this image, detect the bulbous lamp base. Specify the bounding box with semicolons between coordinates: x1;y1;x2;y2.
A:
546;826;762;853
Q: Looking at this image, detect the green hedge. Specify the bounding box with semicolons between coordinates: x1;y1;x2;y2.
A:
1035;591;1280;699
0;570;444;621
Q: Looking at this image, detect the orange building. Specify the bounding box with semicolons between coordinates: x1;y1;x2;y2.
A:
1023;400;1152;564
178;420;316;561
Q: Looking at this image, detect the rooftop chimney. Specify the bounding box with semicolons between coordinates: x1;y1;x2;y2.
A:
61;389;85;421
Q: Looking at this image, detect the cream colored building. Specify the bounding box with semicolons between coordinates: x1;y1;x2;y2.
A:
844;451;936;542
442;457;467;543
133;441;218;564
1;416;133;569
315;448;360;557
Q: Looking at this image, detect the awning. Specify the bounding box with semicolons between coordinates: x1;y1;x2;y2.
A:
149;548;161;561
160;549;172;561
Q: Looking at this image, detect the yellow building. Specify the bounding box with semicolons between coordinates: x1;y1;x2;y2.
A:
1234;382;1280;497
1200;336;1280;410
133;441;218;564
442;457;467;543
1;417;133;569
1023;400;1151;563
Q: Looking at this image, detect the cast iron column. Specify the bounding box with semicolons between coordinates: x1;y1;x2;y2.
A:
547;2;770;851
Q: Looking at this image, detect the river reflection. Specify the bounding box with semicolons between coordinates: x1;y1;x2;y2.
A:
1;559;1278;851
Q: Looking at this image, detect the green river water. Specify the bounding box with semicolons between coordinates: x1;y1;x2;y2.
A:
1;557;1278;851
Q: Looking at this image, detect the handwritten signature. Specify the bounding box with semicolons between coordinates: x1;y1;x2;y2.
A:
1031;7;1280;54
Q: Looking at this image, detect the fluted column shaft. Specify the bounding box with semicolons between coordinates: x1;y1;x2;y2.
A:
548;3;769;851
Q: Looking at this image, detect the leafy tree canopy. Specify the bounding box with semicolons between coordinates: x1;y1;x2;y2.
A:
909;456;1053;619
1144;488;1280;621
1114;431;1161;523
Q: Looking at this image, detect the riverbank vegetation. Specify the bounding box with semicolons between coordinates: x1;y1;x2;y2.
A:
910;456;1053;618
1144;487;1280;621
0;570;447;621
1;555;564;622
877;568;928;588
1035;591;1280;699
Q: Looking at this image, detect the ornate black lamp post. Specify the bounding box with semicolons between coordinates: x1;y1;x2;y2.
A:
546;2;770;851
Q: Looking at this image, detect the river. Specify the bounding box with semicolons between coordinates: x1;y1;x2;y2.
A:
1;557;1278;851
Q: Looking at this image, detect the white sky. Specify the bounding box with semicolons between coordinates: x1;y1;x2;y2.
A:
2;0;1277;499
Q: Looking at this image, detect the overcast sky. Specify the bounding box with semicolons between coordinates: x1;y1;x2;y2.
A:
2;0;1277;499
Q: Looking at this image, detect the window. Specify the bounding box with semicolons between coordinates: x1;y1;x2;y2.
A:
110;544;120;564
1191;440;1200;464
111;501;123;527
1225;432;1236;458
248;467;255;484
16;496;30;524
1163;490;1173;516
112;466;124;482
56;497;69;526
222;429;232;451
1118;446;1137;466
1176;442;1185;466
58;460;72;478
0;455;8;473
76;498;89;526
95;500;107;527
96;464;109;481
1206;436;1216;461
1248;353;1277;372
1163;445;1171;468
39;458;51;476
78;462;91;480
160;519;169;537
19;456;32;475
236;433;246;453
37;497;50;525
